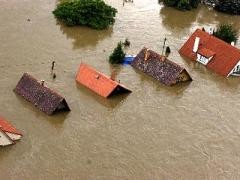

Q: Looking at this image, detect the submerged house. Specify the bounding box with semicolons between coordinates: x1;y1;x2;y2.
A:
179;29;240;77
131;47;192;86
14;73;70;115
0;117;22;146
76;63;131;98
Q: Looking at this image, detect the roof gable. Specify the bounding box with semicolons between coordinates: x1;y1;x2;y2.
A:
131;47;192;86
0;117;22;136
14;73;70;115
0;129;14;146
198;47;215;58
76;63;131;98
179;29;240;77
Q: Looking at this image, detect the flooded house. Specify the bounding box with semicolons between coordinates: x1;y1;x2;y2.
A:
0;117;22;146
131;47;192;86
14;73;70;115
179;29;240;77
76;63;131;98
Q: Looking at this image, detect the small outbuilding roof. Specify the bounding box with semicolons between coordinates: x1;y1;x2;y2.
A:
131;47;192;86
14;73;70;115
179;29;240;77
76;63;131;98
0;117;22;136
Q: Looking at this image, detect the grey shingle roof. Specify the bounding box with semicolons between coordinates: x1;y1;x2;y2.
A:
131;47;192;86
14;73;70;115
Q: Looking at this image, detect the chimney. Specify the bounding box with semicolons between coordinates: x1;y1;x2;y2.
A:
144;49;149;61
160;56;166;61
193;37;200;53
231;42;235;46
110;70;116;81
40;80;45;86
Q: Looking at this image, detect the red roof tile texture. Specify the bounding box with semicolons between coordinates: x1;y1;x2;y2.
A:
76;63;131;98
198;47;215;58
179;29;240;77
0;117;22;136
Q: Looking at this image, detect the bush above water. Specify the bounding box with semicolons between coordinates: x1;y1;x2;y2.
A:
215;0;240;15
162;0;200;10
213;24;238;44
53;0;117;30
109;42;125;64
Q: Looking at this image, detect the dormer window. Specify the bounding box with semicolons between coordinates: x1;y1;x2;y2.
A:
196;48;215;65
231;62;240;76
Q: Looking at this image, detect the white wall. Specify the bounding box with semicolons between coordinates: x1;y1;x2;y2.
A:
197;54;213;65
0;130;14;146
6;132;22;141
229;61;240;77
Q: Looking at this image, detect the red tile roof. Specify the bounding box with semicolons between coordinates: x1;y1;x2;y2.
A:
179;29;240;77
0;117;22;136
76;63;131;98
198;47;215;58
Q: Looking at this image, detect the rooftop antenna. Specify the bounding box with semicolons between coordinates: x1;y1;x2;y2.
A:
51;61;55;71
162;37;167;56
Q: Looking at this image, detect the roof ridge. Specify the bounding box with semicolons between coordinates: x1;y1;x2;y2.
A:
144;48;184;70
79;63;118;85
23;73;65;100
199;29;240;53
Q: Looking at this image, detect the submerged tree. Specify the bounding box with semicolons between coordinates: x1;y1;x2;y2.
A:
53;0;117;30
109;42;125;64
163;0;199;10
213;24;238;44
215;0;240;15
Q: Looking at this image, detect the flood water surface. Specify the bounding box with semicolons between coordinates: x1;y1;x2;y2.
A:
1;0;240;179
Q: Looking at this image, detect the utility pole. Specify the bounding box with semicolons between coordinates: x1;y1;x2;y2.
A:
162;37;167;56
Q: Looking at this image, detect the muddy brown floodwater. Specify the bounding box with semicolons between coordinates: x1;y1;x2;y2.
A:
1;0;240;179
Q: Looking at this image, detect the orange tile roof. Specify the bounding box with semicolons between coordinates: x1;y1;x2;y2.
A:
179;29;240;77
0;117;22;136
76;63;131;98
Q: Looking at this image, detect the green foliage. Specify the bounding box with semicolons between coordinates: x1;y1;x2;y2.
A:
163;0;178;7
109;42;125;64
177;0;191;10
213;24;238;44
53;0;117;30
163;0;199;10
215;0;240;15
